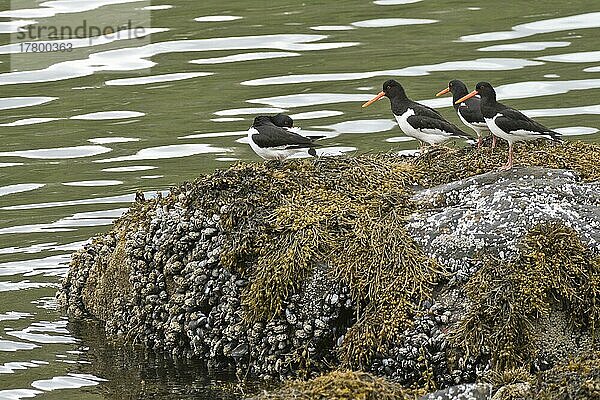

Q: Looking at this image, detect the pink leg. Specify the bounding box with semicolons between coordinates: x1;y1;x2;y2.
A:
477;134;482;149
500;143;514;170
491;135;497;150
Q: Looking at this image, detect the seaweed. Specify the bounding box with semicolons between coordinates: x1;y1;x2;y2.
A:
248;370;418;400
451;223;600;371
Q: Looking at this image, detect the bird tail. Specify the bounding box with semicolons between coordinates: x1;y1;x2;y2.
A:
547;130;563;143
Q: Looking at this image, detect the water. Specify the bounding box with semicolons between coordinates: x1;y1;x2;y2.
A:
0;0;599;398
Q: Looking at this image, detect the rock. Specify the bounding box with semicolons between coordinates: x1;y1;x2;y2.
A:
57;148;600;394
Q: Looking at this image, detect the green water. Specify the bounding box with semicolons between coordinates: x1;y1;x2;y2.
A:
1;0;599;398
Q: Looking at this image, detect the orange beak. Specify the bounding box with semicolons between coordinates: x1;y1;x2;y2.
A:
362;91;386;108
455;90;478;104
435;87;450;97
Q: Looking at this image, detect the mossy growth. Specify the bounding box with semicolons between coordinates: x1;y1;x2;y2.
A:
213;155;443;368
451;222;600;372
248;370;420;400
414;140;600;186
489;351;600;400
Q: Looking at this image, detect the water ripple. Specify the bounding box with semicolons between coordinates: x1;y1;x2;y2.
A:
0;146;111;159
248;93;373;108
460;12;600;42
241;58;543;86
478;41;570;52
95;144;232;163
351;18;437;28
105;72;213;86
70;111;145;120
0;97;57;110
0;184;45;197
190;52;300;64
0;35;358;86
537;50;600;63
194;15;242;22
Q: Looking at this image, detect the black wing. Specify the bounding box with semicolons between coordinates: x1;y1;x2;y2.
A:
410;101;446;121
458;97;485;124
252;125;317;149
495;108;560;140
407;115;470;138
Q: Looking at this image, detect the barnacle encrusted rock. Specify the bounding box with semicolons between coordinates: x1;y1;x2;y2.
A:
58;140;600;398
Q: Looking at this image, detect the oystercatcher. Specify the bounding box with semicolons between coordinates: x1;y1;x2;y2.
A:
456;81;561;170
362;80;471;148
436;80;496;149
247;115;320;160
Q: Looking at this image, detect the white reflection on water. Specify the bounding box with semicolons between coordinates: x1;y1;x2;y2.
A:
0;146;111;159
310;25;354;31
0;0;146;19
0;281;56;292
523;104;600;117
315;119;397;134
95;143;232;163
478;41;570;52
554;126;599;136
190;52;300;64
584;66;600;72
70;111;145;120
215;107;287;116
289;110;344;120
0;312;32;322
0;35;358;86
141;5;173;11
32;373;106;391
460;12;600;42
100;165;156;172
0;118;63;127
0;184;45;198
0;28;168;55
8;321;75;345
537;50;600;63
374;0;422;4
194;15;242;22
0;97;57;111
0;163;24;168
62;180;123;187
105;72;213;86
179;131;247;139
88;137;140;144
248;93;373;108
0;340;39;352
0;388;42;399
242;58;543;86
351;18;437;28
0;20;37;34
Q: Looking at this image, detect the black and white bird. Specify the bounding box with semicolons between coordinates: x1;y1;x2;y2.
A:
362;80;471;148
436;80;495;149
456;81;561;169
247;115;321;160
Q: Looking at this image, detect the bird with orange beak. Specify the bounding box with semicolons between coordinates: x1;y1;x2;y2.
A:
456;82;561;170
436;80;495;149
362;79;471;149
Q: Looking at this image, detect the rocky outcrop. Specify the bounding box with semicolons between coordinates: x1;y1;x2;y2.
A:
58;142;600;398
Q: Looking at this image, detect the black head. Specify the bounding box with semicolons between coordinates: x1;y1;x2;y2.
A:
382;79;407;100
475;81;496;99
270;114;293;128
252;115;275;127
448;80;468;96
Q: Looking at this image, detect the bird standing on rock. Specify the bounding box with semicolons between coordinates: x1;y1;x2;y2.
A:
362;80;471;149
247;115;321;160
456;81;561;170
436;80;495;149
